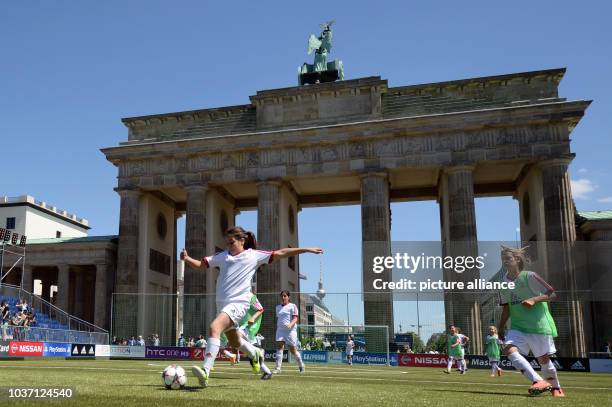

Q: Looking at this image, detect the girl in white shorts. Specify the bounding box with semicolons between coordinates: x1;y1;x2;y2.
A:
274;290;304;374
181;226;322;386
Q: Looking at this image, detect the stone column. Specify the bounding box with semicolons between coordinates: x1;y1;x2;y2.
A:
257;180;282;343
361;173;394;347
115;189;141;338
539;158;586;357
56;264;70;311
183;185;208;338
21;265;33;293
439;166;482;354
540;159;576;243
94;264;108;328
74;272;85;319
171;212;179;346
41;279;51;303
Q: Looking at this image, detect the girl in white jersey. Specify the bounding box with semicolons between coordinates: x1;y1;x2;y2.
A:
274;291;304;374
181;226;322;387
345;335;355;366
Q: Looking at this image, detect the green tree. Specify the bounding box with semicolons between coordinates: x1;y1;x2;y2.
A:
425;332;447;354
406;331;425;353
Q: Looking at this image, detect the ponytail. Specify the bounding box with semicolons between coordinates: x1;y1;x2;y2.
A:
244;231;257;250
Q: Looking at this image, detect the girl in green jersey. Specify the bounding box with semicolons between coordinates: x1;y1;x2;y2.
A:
444;325;464;374
498;246;564;397
485;326;502;377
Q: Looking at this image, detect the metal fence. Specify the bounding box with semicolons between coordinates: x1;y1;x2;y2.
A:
0;283;107;334
110;290;606;357
1;325;108;345
0;283;108;345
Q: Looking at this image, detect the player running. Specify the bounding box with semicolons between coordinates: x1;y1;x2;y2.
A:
274;291;305;374
455;327;469;373
498;245;564;397
444;325;465;374
182;226;322;387
345;335;355;366
485;326;503;377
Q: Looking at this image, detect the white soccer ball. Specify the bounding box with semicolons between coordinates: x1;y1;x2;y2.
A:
161;364;187;390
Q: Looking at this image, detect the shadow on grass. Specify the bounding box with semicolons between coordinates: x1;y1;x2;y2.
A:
430;388;529;398
155;385;245;392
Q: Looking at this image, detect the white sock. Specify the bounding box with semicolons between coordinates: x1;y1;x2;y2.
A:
261;360;271;375
236;350;241;362
447;358;453;371
490;361;498;374
223;349;235;358
203;337;220;375
508;352;543;382
276;350;284;370
293;351;304;368
238;338;257;359
540;360;560;388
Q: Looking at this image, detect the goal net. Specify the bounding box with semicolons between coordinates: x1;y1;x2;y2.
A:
296;324;390;364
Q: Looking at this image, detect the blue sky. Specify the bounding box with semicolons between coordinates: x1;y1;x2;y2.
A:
2;1;611;338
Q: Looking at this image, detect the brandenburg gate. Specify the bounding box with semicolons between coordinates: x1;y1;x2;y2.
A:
102;68;590;355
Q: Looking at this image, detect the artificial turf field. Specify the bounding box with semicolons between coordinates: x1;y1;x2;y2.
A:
0;359;611;406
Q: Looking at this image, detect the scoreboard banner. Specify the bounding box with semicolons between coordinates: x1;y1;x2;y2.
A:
466;355;590;372
95;344;110;357
9;341;44;357
264;349;288;362
70;344;95;358
301;351;327;363
0;340;9;357
109;345;145;358
398;354;448;367
43;342;71;357
145;346;191;360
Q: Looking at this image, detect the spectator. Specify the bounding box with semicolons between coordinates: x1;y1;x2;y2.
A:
16;299;28;313
152;333;160;346
111;336;118;345
195;335;207;348
177;333;186;347
137;335;145;346
1;301;9;340
187;337;195;347
128;336;136;346
26;311;36;327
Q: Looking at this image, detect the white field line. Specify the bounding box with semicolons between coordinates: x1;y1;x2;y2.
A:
1;363;610;391
145;363;409;375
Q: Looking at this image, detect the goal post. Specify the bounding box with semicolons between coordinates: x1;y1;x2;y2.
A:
296;324;390;366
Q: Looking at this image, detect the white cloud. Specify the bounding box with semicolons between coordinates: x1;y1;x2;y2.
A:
578;168;588;174
571;178;597;200
598;197;612;203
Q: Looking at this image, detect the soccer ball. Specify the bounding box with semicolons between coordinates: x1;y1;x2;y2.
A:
161;365;187;390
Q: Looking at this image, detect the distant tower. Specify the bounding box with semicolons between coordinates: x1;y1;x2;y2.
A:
316;257;325;301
